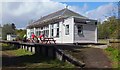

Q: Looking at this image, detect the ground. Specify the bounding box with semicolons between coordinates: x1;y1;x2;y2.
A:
64;47;112;68
1;43;117;69
80;48;111;68
1;44;75;69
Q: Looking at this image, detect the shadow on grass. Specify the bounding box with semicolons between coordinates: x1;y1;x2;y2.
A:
2;53;55;67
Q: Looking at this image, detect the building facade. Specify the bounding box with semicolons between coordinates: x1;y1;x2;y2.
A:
27;8;97;43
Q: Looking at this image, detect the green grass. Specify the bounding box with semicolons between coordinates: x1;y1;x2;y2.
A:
2;44;75;68
1;43;16;50
98;39;108;44
9;48;33;56
25;59;75;68
105;47;120;68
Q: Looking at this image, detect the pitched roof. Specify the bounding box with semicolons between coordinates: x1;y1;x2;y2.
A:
27;8;88;28
35;8;87;22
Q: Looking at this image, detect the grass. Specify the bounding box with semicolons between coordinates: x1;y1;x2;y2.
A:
98;39;108;44
1;43;75;68
6;48;33;56
105;47;120;68
25;59;75;68
2;43;17;50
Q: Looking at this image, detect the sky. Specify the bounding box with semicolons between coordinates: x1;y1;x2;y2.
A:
0;0;119;29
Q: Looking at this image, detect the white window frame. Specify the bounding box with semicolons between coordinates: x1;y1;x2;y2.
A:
51;24;54;37
43;25;49;37
56;23;59;37
50;23;59;37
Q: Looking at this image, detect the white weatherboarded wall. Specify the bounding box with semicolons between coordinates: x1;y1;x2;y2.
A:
26;17;97;43
74;23;97;43
54;17;74;43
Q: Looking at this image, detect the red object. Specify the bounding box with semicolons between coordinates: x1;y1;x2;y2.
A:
39;35;43;38
31;34;35;39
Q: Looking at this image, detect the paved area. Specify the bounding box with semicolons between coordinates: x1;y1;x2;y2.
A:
64;47;112;68
81;48;112;68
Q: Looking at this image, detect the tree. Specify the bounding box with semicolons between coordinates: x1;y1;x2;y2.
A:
11;23;16;30
2;23;16;40
15;29;26;40
98;16;119;39
98;21;110;39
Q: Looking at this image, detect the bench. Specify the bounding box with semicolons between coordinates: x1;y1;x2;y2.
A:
41;38;56;44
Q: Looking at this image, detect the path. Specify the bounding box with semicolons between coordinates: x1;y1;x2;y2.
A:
64;47;112;68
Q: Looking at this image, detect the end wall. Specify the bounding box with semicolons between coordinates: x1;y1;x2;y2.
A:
74;23;97;43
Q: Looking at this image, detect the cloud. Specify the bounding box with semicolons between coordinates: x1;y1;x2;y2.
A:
2;1;67;28
82;3;88;12
67;3;88;17
2;1;86;28
0;3;2;25
1;0;119;2
1;0;50;2
86;3;118;22
2;1;117;28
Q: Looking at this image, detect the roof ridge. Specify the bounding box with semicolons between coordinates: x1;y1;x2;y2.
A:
32;8;87;24
60;8;67;16
34;8;66;23
41;8;65;18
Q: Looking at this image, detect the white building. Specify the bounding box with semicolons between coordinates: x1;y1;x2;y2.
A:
7;34;17;41
27;8;97;43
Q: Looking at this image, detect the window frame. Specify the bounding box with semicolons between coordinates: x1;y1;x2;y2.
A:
50;23;60;38
50;24;54;37
77;25;83;35
56;23;59;37
65;25;69;35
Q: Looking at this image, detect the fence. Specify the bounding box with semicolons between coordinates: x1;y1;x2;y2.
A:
0;40;85;68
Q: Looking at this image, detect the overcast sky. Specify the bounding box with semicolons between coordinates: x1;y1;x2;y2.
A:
0;0;118;29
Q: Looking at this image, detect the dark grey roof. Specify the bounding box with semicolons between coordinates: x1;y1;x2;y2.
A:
27;8;89;28
35;8;87;23
74;17;97;25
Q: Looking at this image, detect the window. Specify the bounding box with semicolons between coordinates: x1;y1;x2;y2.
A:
50;23;59;37
65;25;69;35
77;25;83;35
56;23;59;37
51;24;54;37
51;29;53;36
39;31;41;35
43;30;45;35
46;30;49;37
38;25;49;37
36;31;39;36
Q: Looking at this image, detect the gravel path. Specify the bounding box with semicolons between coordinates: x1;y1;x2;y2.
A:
75;48;112;68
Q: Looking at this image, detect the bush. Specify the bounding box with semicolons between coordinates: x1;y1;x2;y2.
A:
2;43;17;50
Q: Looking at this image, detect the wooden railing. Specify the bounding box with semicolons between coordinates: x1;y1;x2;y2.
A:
0;40;85;68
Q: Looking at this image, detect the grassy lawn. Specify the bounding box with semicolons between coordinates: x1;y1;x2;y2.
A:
1;43;75;68
104;47;120;68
